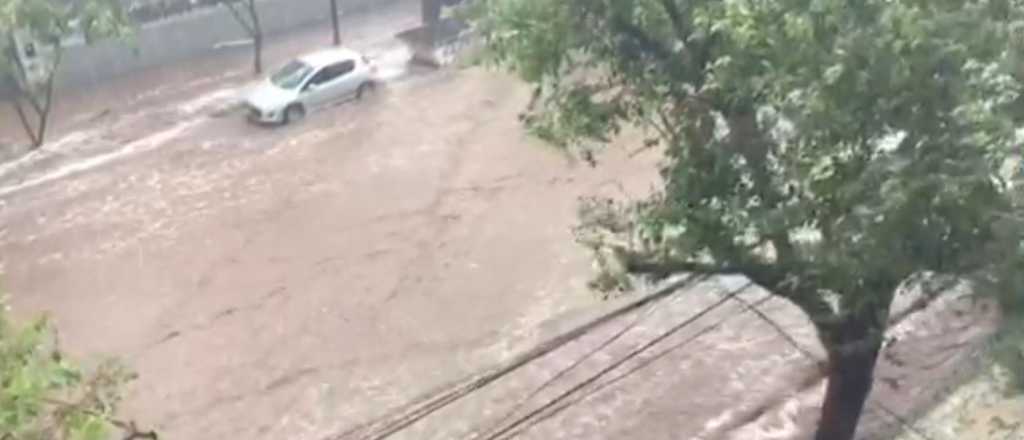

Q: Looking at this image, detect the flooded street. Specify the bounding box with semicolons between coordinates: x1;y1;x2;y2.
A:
0;3;1014;440
0;45;664;437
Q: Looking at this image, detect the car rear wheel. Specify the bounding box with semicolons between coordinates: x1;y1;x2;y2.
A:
283;104;306;125
356;82;374;100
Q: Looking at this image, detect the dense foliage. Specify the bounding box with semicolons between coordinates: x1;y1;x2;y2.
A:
0;298;138;440
469;0;1024;438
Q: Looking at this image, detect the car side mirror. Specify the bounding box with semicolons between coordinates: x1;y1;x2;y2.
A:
303;83;318;93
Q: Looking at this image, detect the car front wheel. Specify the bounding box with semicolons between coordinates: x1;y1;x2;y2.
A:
283;104;306;125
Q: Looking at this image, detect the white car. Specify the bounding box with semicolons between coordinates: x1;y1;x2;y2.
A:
244;48;377;125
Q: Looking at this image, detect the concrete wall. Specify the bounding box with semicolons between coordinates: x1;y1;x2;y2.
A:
53;0;402;91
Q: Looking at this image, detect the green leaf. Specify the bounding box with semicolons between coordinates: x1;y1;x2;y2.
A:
473;0;1024;360
823;64;844;85
69;414;108;440
0;295;140;439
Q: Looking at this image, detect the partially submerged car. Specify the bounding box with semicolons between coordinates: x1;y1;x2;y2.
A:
244;48;377;125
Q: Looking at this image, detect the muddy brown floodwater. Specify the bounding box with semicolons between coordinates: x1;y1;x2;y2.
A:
0;64;664;439
0;7;1007;439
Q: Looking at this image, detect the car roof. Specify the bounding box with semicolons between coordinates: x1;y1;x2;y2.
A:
297;48;362;69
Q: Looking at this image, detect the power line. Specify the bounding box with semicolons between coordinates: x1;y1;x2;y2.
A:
731;294;822;365
328;274;714;440
480;281;756;440
491;292;771;440
871;400;939;440
733;296;942;440
470;291;666;440
338;273;951;440
519;292;937;440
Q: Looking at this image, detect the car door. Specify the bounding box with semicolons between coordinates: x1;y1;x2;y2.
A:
299;66;337;109
299;59;360;108
318;59;360;101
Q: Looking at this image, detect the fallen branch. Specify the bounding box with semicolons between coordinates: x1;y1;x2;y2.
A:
42;398;158;440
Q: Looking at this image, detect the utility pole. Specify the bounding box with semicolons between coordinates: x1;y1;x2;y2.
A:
330;0;340;46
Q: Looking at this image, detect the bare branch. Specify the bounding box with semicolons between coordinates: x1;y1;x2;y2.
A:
657;0;689;41
606;6;699;86
11;98;40;147
222;0;255;36
41;398;158;440
610;17;676;62
246;0;262;36
6;33;31;87
35;42;64;146
622;256;738;279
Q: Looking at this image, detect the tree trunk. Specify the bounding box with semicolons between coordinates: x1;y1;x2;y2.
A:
248;0;263;74
11;99;40;147
252;33;262;74
814;325;884;440
7;34;40;147
422;0;442;24
330;0;341;46
8;39;61;149
34;45;60;148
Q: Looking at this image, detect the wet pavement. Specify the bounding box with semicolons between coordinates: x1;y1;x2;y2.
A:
0;3;1010;440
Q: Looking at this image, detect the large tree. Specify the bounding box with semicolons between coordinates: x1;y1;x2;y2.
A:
0;0;131;148
470;0;1024;439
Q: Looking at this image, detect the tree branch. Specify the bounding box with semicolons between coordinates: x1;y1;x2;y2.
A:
223;1;255;36
610;16;676;63
246;0;262;36
41;397;158;440
657;0;689;42
622;255;742;279
6;40;45;119
11;98;40;147
35;41;63;147
788;283;842;343
607;5;701;87
619;245;842;360
6;33;30;87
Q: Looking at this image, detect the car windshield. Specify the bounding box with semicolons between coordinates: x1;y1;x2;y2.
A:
270;60;313;90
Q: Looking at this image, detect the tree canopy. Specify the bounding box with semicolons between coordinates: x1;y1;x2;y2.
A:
0;0;130;57
469;0;1024;438
0;0;131;147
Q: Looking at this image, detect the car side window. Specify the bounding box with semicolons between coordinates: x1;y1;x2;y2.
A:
315;61;356;84
334;60;356;77
308;60;356;88
306;68;332;88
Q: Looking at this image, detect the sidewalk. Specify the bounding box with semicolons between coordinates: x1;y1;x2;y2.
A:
0;0;420;150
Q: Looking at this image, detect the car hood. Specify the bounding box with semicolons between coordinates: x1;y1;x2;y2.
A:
244;80;298;111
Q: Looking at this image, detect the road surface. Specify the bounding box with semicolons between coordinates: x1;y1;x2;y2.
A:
0;6;1002;440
